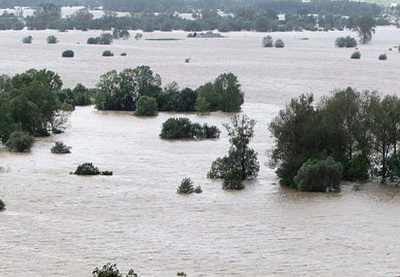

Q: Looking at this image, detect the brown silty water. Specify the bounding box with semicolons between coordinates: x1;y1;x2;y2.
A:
1;27;400;276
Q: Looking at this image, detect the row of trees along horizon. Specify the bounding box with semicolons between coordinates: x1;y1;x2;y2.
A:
2;66;400;194
0;1;390;33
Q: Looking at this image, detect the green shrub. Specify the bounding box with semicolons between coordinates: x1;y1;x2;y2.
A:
335;36;357;48
294;157;343;192
121;52;127;56
177;177;194;194
47;35;58;44
160;118;220;139
177;272;187;277
0;199;5;211
195;96;210;115
22;35;32;44
74;162;100;175
351;51;361;59
102;50;114;57
51;141;71;154
113;29;130;40
5;131;34;152
92;263;140;277
62;50;74;58
134;96;158;116
193;185;202;194
134;33;143;40
344;154;369;182
274;39;285;48
262;35;273;47
378;53;387;60
87;37;98;44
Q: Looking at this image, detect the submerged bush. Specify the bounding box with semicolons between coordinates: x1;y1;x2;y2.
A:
294;157;343;192
177;177;194;194
378;53;387;60
5;131;34;152
51;141;71;154
47;35;58;44
351;51;361;59
62;50;74;58
0;199;5;211
335;36;357;48
74;163;113;176
22;35;32;44
262;35;273;47
274;39;285;48
92;263;140;277
160;118;220;139
102;50;114;57
134;96;158;116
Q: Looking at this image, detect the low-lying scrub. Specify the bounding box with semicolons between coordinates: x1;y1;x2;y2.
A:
351;51;361;59
73;162;112;176
5;131;34;152
51;141;71;154
335;36;357;48
62;50;74;58
160;118;220;139
0;199;5;211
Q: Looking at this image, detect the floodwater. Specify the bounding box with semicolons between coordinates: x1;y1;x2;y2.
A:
1;27;400;276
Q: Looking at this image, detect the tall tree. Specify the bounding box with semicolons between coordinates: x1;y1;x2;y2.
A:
354;15;375;44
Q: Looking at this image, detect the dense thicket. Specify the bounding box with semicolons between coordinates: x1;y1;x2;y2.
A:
269;88;400;189
0;69;69;144
160;118;220;139
93;66;244;114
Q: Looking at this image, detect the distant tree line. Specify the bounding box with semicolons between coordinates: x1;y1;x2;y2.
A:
269;88;400;191
0;1;384;32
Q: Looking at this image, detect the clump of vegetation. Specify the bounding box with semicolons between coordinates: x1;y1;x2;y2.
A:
134;96;158;116
62;50;74;58
134;33;143;40
102;50;114;57
208;115;259;190
0;199;5;211
177;272;187;277
87;33;113;45
5;131;34;152
193;186;202;194
352;184;361;191
22;35;32;44
160;118;220;139
274;39;285;48
294;157;343;192
51;141;71;154
378;53;387;60
113;29;130;40
74;163;113;176
47;35;58;44
92;263;140;277
262;35;273;47
335;36;357;48
350;51;361;59
177;177;194;194
121;52;127;56
195;96;210;115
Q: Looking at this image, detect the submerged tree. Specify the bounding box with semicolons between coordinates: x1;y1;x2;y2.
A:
354;15;375;44
208;114;259;190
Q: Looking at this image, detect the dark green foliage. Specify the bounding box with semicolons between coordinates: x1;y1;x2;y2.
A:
74;162;100;175
121;53;127;56
274;39;285;48
354;15;375;44
196;73;244;113
94;66;162;111
25;3;61;30
92;263;139;277
102;50;114;57
193;186;203;194
195;96;210;115
378;53;387;60
344;154;369;181
5;131;34;152
177;177;194;194
72;83;92;106
157;83;197;112
22;35;32;44
134;96;158;116
335;36;357;48
113;29;130;40
62;50;74;58
47;35;58;44
387;153;400;185
177;272;187;277
262;35;273;47
208;115;259;190
351;51;361;59
160;118;220;139
0;199;5;211
51;141;71;154
294;157;343;192
87;33;113;45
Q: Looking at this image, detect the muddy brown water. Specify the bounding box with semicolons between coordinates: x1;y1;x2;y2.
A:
1;27;400;276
